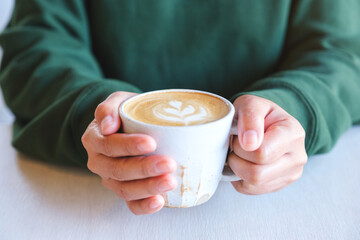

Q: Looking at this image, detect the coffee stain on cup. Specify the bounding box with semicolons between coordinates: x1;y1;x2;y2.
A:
165;205;190;208
196;180;201;196
180;165;186;197
179;165;193;198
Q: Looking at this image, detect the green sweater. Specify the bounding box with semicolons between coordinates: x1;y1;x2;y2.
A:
1;0;360;168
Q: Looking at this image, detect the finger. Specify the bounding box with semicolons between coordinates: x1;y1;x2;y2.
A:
227;151;307;186
88;155;177;181
232;117;293;164
102;174;177;201
82;120;156;157
126;195;165;215
231;167;304;195
95;91;137;136
89;127;156;157
234;95;271;151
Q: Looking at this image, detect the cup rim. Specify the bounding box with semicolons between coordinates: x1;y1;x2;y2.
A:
119;89;235;129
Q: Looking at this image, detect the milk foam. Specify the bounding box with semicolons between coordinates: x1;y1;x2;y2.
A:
123;91;229;126
153;100;208;126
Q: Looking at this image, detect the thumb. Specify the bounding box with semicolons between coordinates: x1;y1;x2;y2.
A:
234;95;269;152
95;91;137;136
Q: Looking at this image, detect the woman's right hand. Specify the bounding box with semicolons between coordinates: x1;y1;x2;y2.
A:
81;91;177;215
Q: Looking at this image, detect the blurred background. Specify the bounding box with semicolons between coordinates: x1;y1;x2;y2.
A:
0;0;14;123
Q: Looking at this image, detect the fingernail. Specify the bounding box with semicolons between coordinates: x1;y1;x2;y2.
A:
149;199;162;209
101;115;113;133
157;179;175;192
243;130;258;146
155;161;172;174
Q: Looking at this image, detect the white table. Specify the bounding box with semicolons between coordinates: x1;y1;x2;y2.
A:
0;90;14;124
0;123;359;240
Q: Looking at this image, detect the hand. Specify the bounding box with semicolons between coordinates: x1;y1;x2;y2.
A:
81;91;177;215
228;95;307;195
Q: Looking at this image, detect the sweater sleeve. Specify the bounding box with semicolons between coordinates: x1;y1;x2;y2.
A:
232;0;360;156
0;0;141;167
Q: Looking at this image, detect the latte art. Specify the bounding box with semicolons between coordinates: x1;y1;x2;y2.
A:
153;100;208;126
123;91;229;126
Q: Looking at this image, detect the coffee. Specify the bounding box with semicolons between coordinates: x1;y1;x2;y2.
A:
123;91;229;126
119;89;238;208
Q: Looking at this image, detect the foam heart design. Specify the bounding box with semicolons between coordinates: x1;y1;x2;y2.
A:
153;100;209;125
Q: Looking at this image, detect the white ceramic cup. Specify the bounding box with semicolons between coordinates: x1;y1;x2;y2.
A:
119;89;240;208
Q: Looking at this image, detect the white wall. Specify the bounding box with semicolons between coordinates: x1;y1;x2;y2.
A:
0;0;14;60
0;0;14;30
0;0;15;123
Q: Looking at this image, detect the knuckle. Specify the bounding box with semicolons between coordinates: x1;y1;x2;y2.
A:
140;158;152;178
293;151;308;168
145;178;159;195
268;124;284;134
289;118;306;140
81;134;91;153
239;95;257;105
299;127;306;139
290;169;303;183
111;162;125;181
237;96;259;117
87;159;96;173
242;108;257;121
113;91;126;97
254;147;269;164
249;175;262;186
248;166;265;186
81;124;96;149
124;140;138;156
87;157;103;176
82;121;104;154
121;136;144;156
300;153;308;165
100;136;113;157
116;183;131;201
295;126;306;141
95;102;112;119
81;133;89;149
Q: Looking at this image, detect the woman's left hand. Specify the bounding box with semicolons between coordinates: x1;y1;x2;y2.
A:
228;95;308;195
